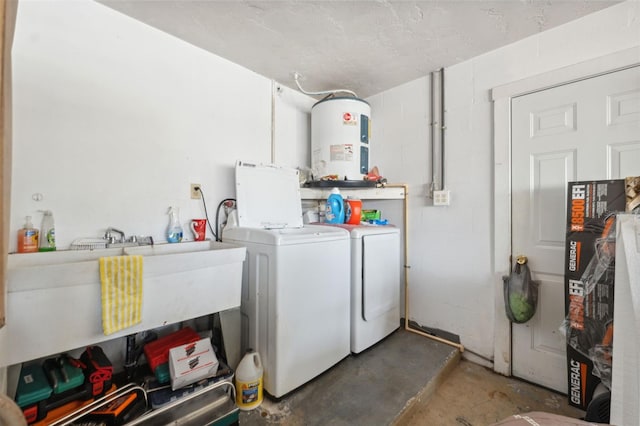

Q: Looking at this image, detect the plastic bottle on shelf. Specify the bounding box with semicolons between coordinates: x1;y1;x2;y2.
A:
235;349;263;411
38;210;56;252
17;216;39;253
166;206;183;243
345;197;362;225
324;188;345;224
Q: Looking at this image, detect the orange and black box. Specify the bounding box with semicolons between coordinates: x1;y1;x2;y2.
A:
81;391;146;426
563;179;628;410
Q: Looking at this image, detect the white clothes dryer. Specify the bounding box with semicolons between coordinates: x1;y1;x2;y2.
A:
337;224;401;353
222;161;351;398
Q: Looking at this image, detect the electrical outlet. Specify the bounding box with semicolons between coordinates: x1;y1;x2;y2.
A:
433;190;450;206
191;184;201;199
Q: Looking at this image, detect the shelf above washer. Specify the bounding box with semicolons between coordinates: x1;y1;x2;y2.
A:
300;185;406;200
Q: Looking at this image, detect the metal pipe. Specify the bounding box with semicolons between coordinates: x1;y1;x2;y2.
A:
124;333;137;380
440;69;445;188
430;69;445;196
271;80;276;164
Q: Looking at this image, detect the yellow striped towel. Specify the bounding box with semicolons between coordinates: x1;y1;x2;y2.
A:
99;255;144;336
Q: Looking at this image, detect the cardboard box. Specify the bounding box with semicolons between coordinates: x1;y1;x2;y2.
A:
564;179;635;409
168;338;219;391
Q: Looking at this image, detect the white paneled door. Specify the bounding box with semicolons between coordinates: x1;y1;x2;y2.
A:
511;66;640;392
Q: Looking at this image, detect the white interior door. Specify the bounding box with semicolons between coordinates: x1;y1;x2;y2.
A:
511;66;640;392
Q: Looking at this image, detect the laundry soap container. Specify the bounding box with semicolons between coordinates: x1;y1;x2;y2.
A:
345;198;362;225
235;349;263;411
324;188;345;224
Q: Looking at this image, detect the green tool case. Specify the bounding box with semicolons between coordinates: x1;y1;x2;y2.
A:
15;363;53;408
44;357;85;394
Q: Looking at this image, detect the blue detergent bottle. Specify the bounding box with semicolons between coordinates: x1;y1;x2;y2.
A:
324;188;345;224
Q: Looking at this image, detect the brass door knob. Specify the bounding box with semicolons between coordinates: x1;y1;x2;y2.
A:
516;255;528;265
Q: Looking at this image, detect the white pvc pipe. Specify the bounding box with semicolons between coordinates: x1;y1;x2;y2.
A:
293;72;357;98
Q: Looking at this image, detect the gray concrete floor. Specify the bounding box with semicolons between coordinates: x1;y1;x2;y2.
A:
238;328;587;425
395;359;585;426
239;328;458;425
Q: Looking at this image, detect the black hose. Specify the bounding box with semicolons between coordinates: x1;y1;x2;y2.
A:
215;198;236;241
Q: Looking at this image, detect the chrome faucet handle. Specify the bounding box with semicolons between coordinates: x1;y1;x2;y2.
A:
105;227;125;243
137;236;154;246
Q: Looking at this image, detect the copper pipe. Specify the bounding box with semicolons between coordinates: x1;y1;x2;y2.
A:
385;183;465;353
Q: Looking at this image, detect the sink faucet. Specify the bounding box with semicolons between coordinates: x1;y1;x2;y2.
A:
103;228;153;246
105;227;125;244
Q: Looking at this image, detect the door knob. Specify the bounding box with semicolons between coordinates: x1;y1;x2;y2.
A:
516;255;528;265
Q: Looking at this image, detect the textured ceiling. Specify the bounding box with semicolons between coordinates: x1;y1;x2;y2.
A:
100;0;621;98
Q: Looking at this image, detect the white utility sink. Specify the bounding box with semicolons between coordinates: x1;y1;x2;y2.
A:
0;240;246;368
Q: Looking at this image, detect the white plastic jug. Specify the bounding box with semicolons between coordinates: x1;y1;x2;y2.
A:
235;349;263;411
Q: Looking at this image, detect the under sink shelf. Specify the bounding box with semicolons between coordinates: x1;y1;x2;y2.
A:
0;241;246;368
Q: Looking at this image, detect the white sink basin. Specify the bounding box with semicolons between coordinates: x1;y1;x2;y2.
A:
7;247;126;292
8;246;125;266
124;241;245;275
1;240;246;368
124;240;232;256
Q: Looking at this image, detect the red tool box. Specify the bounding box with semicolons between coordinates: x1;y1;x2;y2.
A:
143;327;200;373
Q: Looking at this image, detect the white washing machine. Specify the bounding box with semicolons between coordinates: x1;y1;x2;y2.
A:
222;161;351;398
338;224;401;353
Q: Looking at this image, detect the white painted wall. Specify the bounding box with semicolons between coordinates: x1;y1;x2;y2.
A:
10;0;313;252
4;0;314;389
368;0;640;361
273;83;315;168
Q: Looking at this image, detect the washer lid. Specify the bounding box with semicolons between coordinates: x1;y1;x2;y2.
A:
223;224;349;245
235;161;303;229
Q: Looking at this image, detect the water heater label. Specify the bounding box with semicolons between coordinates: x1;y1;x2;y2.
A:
330;144;354;161
342;112;358;125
